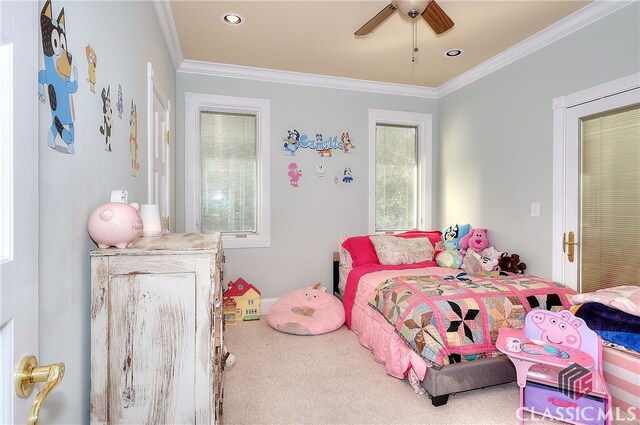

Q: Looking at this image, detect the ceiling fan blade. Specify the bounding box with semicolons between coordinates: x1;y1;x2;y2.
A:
422;1;454;34
354;3;396;36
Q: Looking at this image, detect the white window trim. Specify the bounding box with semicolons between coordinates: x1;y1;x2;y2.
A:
368;109;432;234
184;92;271;248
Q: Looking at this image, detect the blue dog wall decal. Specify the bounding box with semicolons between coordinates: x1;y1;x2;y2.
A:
39;0;78;154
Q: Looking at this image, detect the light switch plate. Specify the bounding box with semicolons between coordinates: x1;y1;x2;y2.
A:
530;203;540;217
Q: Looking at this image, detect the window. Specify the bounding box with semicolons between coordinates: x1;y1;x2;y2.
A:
185;93;270;248
368;109;432;234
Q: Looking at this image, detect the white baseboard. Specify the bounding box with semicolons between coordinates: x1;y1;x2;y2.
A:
260;298;277;315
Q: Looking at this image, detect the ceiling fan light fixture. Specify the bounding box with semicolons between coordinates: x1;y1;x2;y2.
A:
444;48;464;58
392;0;430;18
221;13;243;25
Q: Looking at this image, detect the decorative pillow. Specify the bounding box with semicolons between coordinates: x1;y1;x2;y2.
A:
395;231;442;248
442;223;471;250
435;249;463;269
369;235;434;265
396;230;442;260
337;237;353;269
341;236;379;267
267;286;345;336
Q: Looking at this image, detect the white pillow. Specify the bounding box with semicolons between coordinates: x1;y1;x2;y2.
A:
369;235;434;265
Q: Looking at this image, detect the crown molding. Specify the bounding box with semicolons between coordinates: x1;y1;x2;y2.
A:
153;0;184;70
178;60;438;99
161;0;632;98
437;0;635;98
552;72;640;109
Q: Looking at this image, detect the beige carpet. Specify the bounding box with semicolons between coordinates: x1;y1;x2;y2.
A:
222;319;526;425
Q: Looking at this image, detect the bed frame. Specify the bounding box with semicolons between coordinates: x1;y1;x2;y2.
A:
332;252;517;406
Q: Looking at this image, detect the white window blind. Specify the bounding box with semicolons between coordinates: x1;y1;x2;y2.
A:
580;104;640;292
375;124;418;232
200;111;256;234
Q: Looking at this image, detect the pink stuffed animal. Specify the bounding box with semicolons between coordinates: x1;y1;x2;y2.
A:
267;284;345;335
460;228;489;253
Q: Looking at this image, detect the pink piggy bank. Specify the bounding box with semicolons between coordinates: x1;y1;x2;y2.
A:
88;202;143;248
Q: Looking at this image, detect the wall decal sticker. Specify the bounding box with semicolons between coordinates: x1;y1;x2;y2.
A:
99;85;113;152
85;44;97;93
116;84;124;119
334;176;339;184
342;167;353;183
288;162;302;187
283;129;355;156
38;0;78;154
341;132;355;153
129;101;139;176
316;134;333;157
315;164;326;177
283;129;300;156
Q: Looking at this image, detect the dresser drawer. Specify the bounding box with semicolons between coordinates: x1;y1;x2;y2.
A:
524;381;607;425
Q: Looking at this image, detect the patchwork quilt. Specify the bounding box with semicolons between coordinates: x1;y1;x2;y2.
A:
369;272;576;368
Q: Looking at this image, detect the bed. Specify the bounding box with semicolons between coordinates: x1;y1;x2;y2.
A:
570;286;640;420
334;232;578;406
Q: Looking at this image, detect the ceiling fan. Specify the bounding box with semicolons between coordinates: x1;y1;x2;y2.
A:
355;0;454;36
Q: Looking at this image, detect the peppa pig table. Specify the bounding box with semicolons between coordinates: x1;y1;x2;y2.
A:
496;327;594;387
497;310;611;425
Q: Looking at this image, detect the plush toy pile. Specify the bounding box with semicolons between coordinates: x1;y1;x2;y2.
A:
498;253;527;274
434;223;526;275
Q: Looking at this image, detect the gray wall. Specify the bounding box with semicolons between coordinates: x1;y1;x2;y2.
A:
175;76;438;298
37;1;175;423
437;3;640;279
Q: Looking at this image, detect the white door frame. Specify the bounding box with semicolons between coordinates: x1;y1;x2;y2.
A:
0;1;39;422
147;63;171;230
551;73;640;289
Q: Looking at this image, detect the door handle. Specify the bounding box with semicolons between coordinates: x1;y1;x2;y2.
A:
563;231;578;263
15;355;65;425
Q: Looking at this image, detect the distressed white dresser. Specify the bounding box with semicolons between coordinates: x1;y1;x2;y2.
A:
90;233;225;424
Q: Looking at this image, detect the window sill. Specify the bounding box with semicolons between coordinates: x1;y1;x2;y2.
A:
221;235;270;249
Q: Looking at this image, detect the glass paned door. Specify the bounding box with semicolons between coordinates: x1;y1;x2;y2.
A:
580;105;639;292
564;87;640;290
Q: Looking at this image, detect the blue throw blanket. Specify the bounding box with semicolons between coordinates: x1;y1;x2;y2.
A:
573;302;640;352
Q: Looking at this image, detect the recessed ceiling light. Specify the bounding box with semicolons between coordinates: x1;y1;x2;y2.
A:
444;48;463;58
221;13;243;25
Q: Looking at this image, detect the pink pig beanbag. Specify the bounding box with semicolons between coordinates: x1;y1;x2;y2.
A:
267;285;345;335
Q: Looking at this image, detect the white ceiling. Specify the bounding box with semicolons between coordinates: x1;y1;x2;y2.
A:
169;1;592;88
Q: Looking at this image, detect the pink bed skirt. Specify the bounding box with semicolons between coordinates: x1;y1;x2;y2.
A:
349;267;454;381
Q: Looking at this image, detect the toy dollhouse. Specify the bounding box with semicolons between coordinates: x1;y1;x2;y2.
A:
223;297;238;325
497;310;611;425
224;278;261;321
